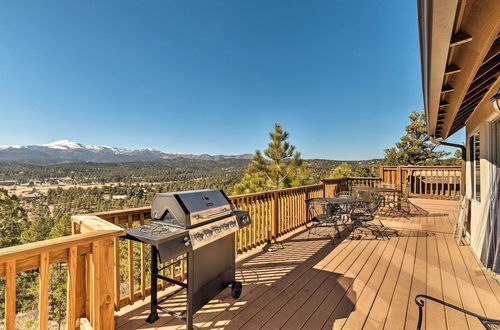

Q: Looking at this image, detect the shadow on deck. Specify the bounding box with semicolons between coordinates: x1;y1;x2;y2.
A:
115;199;500;330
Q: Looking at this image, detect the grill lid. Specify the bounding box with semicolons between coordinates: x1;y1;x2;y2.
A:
151;189;232;227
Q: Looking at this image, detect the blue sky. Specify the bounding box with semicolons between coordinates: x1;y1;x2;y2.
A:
0;0;464;159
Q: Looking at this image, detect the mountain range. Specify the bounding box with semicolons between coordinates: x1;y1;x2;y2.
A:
0;140;253;164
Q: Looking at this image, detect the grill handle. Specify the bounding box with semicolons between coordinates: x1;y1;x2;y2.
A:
194;208;232;219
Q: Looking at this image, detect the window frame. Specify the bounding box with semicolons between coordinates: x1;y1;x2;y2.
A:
470;131;481;202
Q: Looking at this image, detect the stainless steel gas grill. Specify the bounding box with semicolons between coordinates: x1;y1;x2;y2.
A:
124;189;251;329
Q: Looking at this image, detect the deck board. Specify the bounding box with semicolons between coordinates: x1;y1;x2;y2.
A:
115;198;500;330
363;234;408;330
425;233;446;330
435;231;467;329
383;232;418;329
406;234;428;330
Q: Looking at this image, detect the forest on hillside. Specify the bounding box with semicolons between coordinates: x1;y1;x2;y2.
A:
0;158;381;185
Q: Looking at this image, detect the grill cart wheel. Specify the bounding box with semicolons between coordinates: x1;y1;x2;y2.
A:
231;281;242;299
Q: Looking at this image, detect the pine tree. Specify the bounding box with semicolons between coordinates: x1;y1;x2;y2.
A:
234;124;312;194
383;110;449;165
330;162;354;178
0;188;28;248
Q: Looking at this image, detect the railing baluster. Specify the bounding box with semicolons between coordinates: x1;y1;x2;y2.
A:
139;213;146;299
261;196;264;243
272;192;279;239
127;215;134;305
242;197;248;250
266;195;271;242
5;260;16;330
292;191;296;228
90;241;99;328
451;171;454;196
39;253;49;330
251;197;256;247
113;216;121;311
67;246;78;330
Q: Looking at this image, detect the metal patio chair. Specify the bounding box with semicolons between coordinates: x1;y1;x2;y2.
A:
351;187;377;205
415;294;500;329
385;183;429;218
306;198;348;244
335;191;354;212
350;195;384;224
384;183;412;218
350;195;385;237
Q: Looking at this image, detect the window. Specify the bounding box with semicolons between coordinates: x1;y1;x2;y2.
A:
471;131;481;202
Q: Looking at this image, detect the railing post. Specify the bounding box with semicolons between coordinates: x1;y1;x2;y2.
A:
71;215;124;330
321;180;326;197
397;166;403;193
70;217;89;329
272;191;279;240
89;239;115;329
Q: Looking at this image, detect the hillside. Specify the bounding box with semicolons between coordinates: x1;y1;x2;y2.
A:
0;158;381;186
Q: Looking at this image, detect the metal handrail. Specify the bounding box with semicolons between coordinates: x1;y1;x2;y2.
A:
415;294;500;329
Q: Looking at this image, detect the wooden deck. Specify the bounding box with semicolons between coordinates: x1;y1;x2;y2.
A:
115;199;500;329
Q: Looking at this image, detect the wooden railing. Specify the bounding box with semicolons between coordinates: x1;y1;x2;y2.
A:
379;166;462;200
90;181;342;309
0;216;124;330
83;169;463;310
231;183;325;253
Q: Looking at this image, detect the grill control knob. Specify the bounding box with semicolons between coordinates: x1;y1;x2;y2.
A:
229;220;237;228
222;223;230;230
194;233;204;241
183;237;191;246
203;229;214;238
213;225;222;234
241;216;250;224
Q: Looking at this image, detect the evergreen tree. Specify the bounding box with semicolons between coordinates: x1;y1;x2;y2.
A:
353;165;379;177
330;162;354;178
383;110;449;165
0;188;28;248
234;124;312;194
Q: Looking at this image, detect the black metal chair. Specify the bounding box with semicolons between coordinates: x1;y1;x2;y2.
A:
350;195;384;233
335;191;354;216
306;198;348;244
415;294;500;329
383;183;412;218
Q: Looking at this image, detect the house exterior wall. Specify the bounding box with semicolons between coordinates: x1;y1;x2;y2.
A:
465;100;500;259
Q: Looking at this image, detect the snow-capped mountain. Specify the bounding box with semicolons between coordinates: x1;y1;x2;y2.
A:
0;140;252;164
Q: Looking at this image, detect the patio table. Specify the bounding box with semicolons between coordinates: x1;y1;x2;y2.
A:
306;197;356;204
